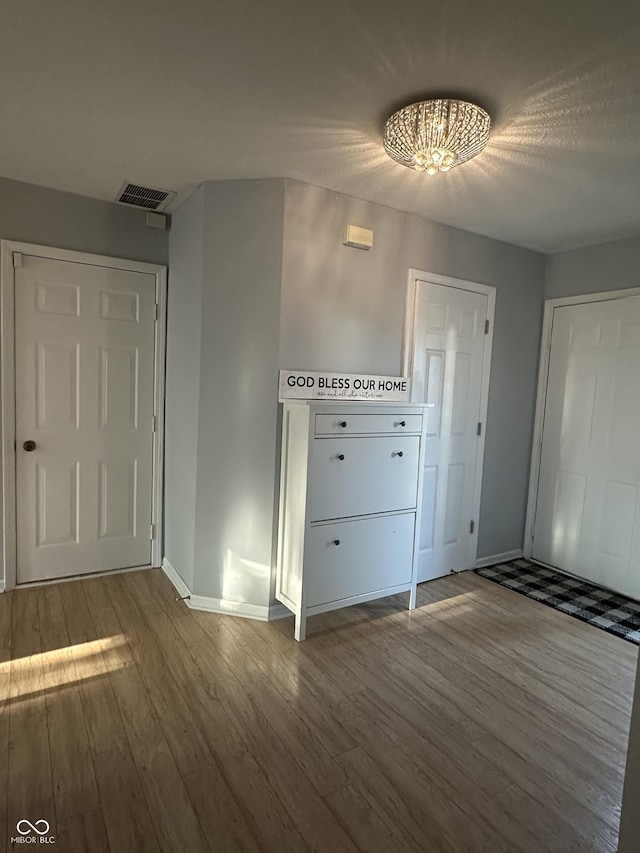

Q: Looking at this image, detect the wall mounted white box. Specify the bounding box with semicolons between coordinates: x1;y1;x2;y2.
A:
145;211;168;230
276;401;427;640
343;224;373;250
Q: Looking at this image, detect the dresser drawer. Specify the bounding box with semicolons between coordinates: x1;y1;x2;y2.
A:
305;513;415;607
309;435;419;521
315;413;422;436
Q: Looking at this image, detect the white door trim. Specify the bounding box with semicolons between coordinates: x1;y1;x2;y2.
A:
523;286;640;559
402;269;496;568
1;240;167;590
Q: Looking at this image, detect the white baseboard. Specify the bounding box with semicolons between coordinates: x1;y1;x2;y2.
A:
161;557;192;599
0;579;4;593
475;549;523;569
188;594;272;621
162;558;286;622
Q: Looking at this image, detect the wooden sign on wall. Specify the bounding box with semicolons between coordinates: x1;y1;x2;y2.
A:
279;370;411;402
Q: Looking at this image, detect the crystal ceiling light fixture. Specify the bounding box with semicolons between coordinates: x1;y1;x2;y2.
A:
383;99;491;175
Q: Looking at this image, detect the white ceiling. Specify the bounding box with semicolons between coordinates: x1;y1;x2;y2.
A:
1;0;639;253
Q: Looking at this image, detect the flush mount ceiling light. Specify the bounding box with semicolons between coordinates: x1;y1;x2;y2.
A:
383;99;490;175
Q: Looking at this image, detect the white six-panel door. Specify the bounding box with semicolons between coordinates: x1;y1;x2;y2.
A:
409;279;490;581
532;297;640;598
14;253;157;583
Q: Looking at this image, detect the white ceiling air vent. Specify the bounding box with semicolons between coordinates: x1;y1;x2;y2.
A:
116;181;176;211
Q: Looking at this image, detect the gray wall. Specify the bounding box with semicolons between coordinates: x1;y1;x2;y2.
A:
7;174;639;596
281;180;546;559
164;179;284;605
0;176;168;265
192;179;284;603
164;186;205;589
545;234;640;300
0;176;168;589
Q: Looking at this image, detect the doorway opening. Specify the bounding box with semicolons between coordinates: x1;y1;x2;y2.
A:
525;289;640;600
403;269;495;582
1;241;167;590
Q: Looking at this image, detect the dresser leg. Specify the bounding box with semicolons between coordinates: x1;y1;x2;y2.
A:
409;585;417;610
294;613;307;642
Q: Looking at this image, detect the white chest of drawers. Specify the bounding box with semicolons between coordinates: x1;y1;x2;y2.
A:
276;401;427;640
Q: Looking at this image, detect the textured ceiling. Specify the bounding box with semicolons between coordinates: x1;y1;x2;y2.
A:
1;0;639;252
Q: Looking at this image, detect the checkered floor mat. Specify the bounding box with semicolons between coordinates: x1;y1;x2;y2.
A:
475;559;640;644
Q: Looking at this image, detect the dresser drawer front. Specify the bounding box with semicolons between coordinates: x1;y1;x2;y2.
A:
309;435;420;521
306;514;415;607
315;413;422;436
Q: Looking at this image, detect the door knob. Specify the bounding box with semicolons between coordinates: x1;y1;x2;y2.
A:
23;440;36;452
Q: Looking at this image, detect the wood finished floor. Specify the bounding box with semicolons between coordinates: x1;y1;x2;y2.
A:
0;568;636;853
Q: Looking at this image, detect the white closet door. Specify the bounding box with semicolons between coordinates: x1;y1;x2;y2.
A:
15;254;157;583
532;297;640;598
410;281;488;581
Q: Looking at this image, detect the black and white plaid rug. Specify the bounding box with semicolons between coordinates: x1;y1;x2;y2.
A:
475;558;640;645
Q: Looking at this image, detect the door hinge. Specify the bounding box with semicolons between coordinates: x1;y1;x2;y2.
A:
13;252;22;268
150;523;155;541
477;422;482;436
485;319;490;335
470;520;475;534
152;415;157;432
154;303;159;321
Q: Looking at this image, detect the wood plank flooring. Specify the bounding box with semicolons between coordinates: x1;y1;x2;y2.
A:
0;568;636;852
